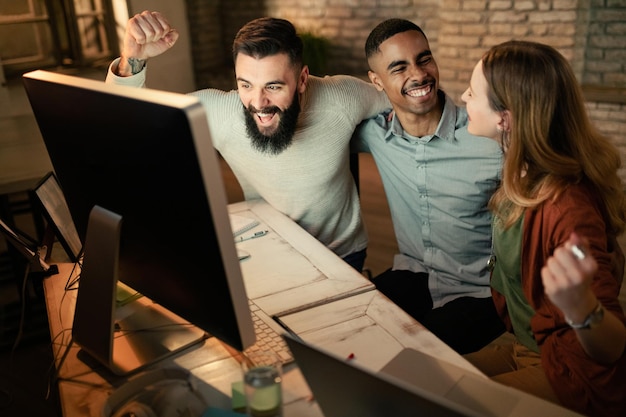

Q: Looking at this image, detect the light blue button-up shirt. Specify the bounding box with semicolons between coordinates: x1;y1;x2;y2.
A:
353;92;502;307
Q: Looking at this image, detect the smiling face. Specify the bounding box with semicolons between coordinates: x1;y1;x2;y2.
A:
461;60;504;142
367;30;440;123
235;52;308;153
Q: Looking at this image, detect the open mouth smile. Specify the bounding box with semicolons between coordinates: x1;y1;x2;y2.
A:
255;111;276;124
404;83;433;98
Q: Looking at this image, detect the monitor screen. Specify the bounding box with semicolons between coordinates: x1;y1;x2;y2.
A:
22;70;255;374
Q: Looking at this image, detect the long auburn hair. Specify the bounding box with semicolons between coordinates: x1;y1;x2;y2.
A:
482;40;625;235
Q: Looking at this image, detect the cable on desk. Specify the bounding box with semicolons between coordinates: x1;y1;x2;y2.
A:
11;258;74;356
64;259;82;291
55;263;80;344
45;262;82;400
46;335;74;401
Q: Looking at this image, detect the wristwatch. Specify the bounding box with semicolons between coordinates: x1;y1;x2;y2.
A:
565;303;605;329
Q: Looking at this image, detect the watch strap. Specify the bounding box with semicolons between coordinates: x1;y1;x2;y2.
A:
565;303;605;329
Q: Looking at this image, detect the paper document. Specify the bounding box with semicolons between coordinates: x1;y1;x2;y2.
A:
229;213;260;237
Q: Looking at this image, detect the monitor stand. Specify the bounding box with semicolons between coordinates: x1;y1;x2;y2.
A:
71;205;206;375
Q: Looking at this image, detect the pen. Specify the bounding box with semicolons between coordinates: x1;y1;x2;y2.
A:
570;244;586;261
236;230;269;242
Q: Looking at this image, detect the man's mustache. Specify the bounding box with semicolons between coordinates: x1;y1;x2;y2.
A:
248;105;282;115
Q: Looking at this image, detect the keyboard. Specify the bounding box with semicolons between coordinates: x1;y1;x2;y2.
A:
245;299;294;365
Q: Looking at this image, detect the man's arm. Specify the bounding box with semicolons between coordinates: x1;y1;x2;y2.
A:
113;10;179;77
350;119;374;154
352;76;390;120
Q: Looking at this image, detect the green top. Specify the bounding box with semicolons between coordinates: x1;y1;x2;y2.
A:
491;214;539;353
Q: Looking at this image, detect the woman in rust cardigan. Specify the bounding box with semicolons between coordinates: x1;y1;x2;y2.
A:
460;40;626;417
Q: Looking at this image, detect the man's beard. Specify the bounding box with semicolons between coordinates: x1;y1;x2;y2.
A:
244;93;300;155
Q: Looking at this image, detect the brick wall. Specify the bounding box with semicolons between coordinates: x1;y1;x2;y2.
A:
437;0;586;101
186;0;226;87
186;0;626;185
264;0;442;76
587;101;626;183
584;0;626;86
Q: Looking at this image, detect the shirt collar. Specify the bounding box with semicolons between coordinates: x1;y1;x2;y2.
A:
383;90;458;142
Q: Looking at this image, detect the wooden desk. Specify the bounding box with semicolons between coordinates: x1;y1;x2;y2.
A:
43;201;479;417
229;200;374;316
279;291;482;376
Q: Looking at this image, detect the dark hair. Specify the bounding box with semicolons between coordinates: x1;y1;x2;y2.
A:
365;18;426;59
232;17;303;68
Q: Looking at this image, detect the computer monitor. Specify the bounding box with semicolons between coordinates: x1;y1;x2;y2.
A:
22;70;255;375
33;171;83;262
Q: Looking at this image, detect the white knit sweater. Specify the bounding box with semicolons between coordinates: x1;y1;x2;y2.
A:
106;61;389;258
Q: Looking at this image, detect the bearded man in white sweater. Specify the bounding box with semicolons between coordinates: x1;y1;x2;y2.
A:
106;11;389;271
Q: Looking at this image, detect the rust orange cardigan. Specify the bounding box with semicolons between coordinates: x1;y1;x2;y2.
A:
491;183;626;417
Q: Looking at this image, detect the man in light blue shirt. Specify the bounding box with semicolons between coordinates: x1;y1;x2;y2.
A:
353;19;504;353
